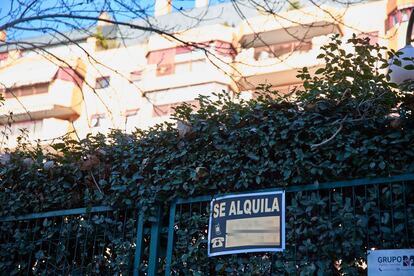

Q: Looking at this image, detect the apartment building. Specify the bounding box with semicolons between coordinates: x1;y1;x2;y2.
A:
0;0;398;147
386;0;414;49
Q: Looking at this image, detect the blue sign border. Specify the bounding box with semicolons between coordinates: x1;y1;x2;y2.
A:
208;190;285;257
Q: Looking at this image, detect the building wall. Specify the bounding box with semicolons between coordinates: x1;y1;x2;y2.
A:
0;0;404;147
385;0;414;50
341;0;387;44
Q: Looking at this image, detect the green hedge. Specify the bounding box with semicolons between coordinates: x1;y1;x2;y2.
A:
1;35;414;275
1;35;413;216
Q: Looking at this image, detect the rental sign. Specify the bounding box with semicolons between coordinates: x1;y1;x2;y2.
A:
208;191;285;257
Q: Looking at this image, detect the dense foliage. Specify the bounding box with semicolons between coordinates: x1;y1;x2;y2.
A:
1;35;414;274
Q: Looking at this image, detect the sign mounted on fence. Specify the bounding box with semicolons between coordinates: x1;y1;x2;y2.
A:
368;249;414;275
208;190;285;257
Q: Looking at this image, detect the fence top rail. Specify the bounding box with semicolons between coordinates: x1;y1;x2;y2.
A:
0;206;114;223
175;173;414;204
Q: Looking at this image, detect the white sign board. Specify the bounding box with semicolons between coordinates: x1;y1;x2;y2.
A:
208;191;285;257
368;249;414;275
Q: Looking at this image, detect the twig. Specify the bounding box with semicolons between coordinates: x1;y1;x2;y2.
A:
89;171;103;194
311;115;348;149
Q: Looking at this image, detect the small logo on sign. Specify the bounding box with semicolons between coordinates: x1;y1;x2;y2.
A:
211;237;224;248
215;224;221;235
403;256;414;266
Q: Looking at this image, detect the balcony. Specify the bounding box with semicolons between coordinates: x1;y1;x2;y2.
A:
0;59;83;123
141;61;234;93
237;6;342;48
235;35;334;89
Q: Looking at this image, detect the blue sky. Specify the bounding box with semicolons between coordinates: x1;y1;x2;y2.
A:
0;0;230;21
0;0;230;39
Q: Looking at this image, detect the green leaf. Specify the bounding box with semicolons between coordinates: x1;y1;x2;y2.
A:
380;63;389;69
393;59;402;66
403;64;414;70
315;68;325;74
35;250;44;259
247;152;260;161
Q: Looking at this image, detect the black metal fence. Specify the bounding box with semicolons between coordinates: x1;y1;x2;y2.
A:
1;174;414;275
164;174;414;274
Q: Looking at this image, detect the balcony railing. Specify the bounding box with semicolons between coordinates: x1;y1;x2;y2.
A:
0;78;82;123
140;62;233;93
235;35;333;88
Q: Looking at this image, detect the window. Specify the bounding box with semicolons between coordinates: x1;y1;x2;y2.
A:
385;7;414;31
156;64;174;76
174;59;206;74
90;114;107;128
175;62;191;74
402;9;410;21
253;41;312;60
393;14;398;26
124;109;139;133
95;76;110;89
90;113;111;134
130;70;143;83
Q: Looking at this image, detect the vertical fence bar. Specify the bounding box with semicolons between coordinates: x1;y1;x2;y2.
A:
165;201;177;276
402;182;410;247
26;220;36;276
377;184;382;244
389;182;395;247
91;219;98;273
99;214;107;274
133;210;144;276
63;218;71;275
80;214;89;274
364;185;369;249
44;217;54;273
148;205;162;276
294;193;298;272
72;216;81;272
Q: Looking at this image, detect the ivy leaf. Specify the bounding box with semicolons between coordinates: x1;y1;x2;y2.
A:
35;250;44;259
380;63;389;69
393;59;402;66
315;68;325;74
403;64;414;70
247;153;260;161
